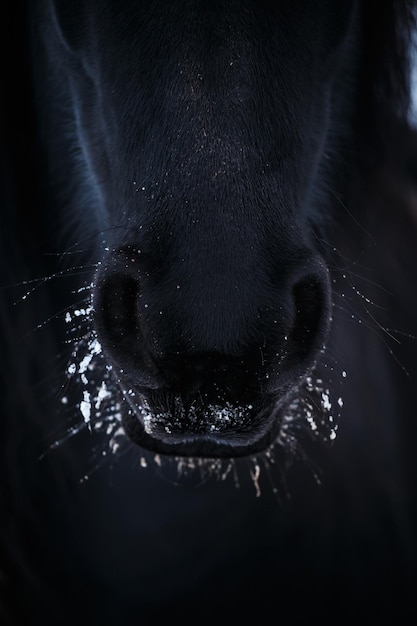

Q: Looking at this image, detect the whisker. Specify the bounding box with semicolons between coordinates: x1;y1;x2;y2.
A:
11;264;99;304
328;189;377;244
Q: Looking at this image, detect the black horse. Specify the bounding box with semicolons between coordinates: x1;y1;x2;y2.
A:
1;1;417;624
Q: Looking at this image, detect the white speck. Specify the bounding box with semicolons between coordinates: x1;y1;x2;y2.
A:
321;392;332;411
89;338;102;355
95;382;111;409
80;391;91;423
78;353;93;374
250;462;261;497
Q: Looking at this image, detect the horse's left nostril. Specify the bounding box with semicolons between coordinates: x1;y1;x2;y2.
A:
289;274;331;362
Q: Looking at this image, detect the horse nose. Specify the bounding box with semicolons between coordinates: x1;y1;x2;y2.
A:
92;247;331;400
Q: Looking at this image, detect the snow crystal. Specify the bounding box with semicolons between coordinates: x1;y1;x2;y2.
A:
80;391;91;423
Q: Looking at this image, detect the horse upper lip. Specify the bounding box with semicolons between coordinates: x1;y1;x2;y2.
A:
118;380;288;458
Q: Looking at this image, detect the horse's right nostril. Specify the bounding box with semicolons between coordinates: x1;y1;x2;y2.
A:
93;266;161;388
98;273;140;344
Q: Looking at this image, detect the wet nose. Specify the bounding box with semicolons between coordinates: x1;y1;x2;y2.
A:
93;247;331;401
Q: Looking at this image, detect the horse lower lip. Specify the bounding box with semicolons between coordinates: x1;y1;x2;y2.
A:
122;415;282;458
119;389;282;458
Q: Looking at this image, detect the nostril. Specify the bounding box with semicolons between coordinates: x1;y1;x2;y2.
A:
95;273;140;345
285;272;331;369
92;269;163;385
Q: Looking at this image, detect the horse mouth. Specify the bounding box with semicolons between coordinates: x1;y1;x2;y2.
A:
117;383;294;458
64;323;340;461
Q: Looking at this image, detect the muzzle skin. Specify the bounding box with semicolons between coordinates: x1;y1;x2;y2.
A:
33;0;359;457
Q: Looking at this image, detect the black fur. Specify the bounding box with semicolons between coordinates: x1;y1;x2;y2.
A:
1;1;417;624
